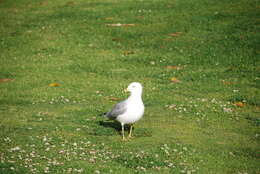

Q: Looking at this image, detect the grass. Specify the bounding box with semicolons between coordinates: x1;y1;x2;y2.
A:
0;0;259;173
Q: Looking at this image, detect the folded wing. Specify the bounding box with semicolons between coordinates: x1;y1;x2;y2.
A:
105;100;127;119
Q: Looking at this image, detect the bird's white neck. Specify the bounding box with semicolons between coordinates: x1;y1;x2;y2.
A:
128;92;142;102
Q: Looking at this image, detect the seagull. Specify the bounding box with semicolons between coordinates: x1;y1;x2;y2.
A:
104;82;145;140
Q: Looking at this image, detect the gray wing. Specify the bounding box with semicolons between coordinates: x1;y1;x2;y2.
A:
106;100;127;119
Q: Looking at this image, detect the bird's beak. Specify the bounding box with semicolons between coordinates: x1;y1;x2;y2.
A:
124;88;129;93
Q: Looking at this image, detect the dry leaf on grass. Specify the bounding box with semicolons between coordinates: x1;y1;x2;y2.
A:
49;82;60;87
222;80;233;85
112;37;123;42
110;97;120;101
65;1;75;6
163;32;182;41
106;23;135;27
0;78;14;82
123;50;134;56
41;1;49;6
169;32;182;37
170;77;181;83
166;4;173;8
165;65;182;70
234;102;246;107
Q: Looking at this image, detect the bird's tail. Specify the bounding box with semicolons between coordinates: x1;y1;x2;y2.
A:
99;112;107;117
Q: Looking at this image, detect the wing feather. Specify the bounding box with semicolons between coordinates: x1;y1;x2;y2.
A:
106;100;127;119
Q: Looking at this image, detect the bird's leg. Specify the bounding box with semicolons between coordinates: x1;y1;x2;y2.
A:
121;123;126;141
128;124;134;138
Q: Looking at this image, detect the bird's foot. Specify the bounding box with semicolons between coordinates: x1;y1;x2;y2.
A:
122;136;133;141
127;135;134;139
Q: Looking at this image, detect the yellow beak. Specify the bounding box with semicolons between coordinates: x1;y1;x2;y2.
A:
124;88;129;93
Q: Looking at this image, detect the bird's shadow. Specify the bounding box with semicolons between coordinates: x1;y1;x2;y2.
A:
98;121;131;132
99;121;121;131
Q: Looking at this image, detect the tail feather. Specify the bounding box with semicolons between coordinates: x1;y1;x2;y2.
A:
99;112;107;117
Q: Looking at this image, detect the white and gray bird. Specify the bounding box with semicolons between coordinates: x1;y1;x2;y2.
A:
104;82;145;140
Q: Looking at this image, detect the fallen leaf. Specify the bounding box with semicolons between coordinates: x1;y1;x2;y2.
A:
110;97;120;101
41;1;48;6
170;77;181;83
222;80;233;85
166;4;173;8
0;78;14;82
106;23;135;27
49;82;60;87
234;102;246;107
165;65;182;70
169;32;182;37
65;1;75;6
123;50;134;56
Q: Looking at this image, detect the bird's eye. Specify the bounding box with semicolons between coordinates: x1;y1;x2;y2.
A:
132;86;135;88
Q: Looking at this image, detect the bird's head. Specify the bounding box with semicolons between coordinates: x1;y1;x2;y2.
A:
125;82;143;95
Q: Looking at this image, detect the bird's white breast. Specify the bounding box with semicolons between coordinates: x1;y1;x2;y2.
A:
116;100;144;125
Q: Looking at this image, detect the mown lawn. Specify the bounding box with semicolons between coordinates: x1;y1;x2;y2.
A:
0;0;259;173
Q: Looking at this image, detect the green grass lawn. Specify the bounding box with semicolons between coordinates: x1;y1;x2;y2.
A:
0;0;259;173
